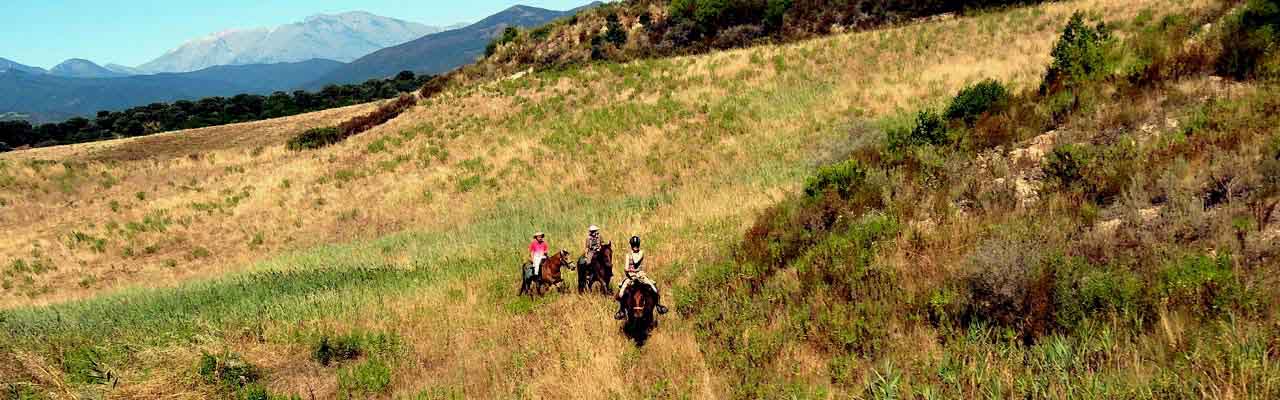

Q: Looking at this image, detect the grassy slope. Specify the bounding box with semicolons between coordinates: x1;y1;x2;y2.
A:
0;0;1213;398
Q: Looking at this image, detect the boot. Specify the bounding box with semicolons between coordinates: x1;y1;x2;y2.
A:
655;289;669;314
614;298;626;320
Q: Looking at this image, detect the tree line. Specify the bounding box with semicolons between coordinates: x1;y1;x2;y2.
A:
0;71;433;151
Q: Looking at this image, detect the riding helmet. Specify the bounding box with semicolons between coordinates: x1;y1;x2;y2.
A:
629;236;640;248
588;225;600;232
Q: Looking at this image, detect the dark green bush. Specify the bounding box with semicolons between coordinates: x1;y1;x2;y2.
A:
197;351;260;390
1043;144;1090;190
604;13;628;46
286;127;341;151
1159;253;1251;317
888;110;950;151
1216;0;1280;79
946;79;1010;125
312;334;363;366
485;27;521;58
1043;12;1113;91
804;159;867;198
1053;259;1146;329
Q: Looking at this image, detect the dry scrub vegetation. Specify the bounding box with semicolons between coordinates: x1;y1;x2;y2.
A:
0;0;1232;398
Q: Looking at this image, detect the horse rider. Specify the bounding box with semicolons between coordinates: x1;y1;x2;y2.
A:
529;231;548;276
584;225;603;263
615;235;669;320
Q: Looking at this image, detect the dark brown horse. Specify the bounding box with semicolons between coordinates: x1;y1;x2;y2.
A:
577;242;613;295
621;280;658;345
519;250;573;297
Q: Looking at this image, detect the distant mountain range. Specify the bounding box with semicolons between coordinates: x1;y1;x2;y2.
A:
50;59;129;78
0;60;344;123
139;12;446;73
2;4;596;123
0;58;48;75
313;4;598;86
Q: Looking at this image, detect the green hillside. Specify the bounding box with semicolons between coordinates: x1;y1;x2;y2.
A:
2;0;1277;398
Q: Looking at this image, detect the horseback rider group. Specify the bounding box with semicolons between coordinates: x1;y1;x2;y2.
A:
525;225;669;320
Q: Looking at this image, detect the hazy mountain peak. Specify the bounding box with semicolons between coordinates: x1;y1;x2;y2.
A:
139;12;443;73
0;57;48;75
50;58;126;78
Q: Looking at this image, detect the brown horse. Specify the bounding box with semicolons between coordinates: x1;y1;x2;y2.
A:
621;280;658;345
519;250;573;297
577;242;613;295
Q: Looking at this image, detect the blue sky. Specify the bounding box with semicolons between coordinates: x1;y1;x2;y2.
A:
1;0;592;69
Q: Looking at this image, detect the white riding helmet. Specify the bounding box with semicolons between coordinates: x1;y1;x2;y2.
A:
588;225;599;232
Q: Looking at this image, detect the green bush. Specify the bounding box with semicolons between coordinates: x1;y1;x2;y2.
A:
887;110;950;151
1043;12;1113;91
198;351;260;391
337;358;392;399
286;127;341;151
946;79;1010;125
1053;259;1146;329
803;159;867;198
1043;144;1091;190
604;13;628;46
1159;253;1248;316
312;334;363;366
1216;0;1280;79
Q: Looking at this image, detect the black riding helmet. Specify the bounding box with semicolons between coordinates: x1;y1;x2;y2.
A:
629;236;640;248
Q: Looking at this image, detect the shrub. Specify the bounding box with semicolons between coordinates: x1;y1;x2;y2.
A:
887;110;950;151
1043;12;1113;91
286;127;341;151
961;226;1059;341
1159;253;1249;316
1053;260;1146;329
604;13;628;47
711;24;765;49
1043;144;1090;190
198;351;260;390
804;159;867;198
312;334;363;366
337;94;416;138
946;79;1010;125
1216;0;1280;79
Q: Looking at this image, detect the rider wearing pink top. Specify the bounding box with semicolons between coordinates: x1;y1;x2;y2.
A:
529;232;548;274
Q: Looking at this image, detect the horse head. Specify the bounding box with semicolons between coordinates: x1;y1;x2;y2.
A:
627;284;654;320
598;242;614;277
559;249;574;270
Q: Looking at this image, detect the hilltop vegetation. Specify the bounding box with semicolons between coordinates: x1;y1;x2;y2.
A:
3;0;1274;398
477;0;1054;78
0;71;432;151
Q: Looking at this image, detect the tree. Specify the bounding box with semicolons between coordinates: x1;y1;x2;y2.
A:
0;120;34;147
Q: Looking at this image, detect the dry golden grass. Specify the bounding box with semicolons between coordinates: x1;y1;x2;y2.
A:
0;0;1217;397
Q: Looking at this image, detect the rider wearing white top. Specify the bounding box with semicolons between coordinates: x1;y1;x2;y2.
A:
615;235;669;320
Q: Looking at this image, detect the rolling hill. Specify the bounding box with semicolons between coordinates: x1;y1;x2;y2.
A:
2;0;1277;399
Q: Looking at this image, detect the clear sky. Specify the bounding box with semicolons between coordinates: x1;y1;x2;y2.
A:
0;0;593;69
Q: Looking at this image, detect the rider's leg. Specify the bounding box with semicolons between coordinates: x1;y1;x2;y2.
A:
614;278;630;320
646;280;669;314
